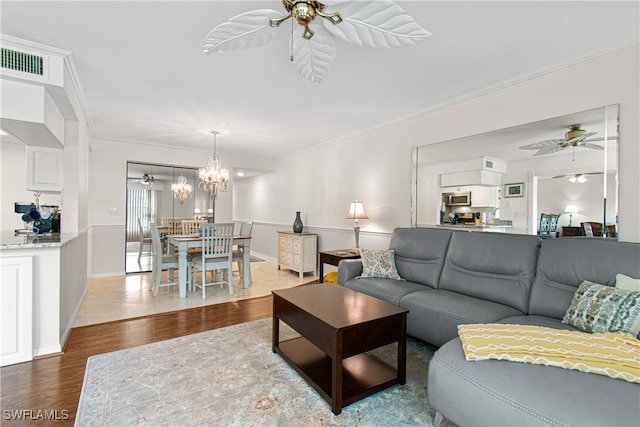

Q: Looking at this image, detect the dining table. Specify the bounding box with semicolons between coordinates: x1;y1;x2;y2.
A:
168;234;252;298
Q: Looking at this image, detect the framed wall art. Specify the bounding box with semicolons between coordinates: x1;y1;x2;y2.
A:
504;182;524;198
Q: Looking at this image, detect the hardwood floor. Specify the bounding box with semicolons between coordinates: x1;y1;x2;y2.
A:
0;296;273;426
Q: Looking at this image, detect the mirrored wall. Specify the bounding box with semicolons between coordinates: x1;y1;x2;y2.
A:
125;162;210;273
411;105;619;238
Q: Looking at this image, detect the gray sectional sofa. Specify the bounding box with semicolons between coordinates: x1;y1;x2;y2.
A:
337;227;640;427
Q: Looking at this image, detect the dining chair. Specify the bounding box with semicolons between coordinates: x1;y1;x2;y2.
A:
232;221;253;282
192;223;235;299
150;223;183;295
538;213;560;238
137;217;153;262
182;219;205;235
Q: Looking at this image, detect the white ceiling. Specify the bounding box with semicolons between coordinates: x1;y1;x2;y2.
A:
1;1;638;158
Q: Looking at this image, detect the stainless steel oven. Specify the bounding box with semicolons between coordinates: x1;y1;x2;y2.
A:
443;192;471;207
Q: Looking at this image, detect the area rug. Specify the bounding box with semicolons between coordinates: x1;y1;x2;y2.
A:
76;318;439;426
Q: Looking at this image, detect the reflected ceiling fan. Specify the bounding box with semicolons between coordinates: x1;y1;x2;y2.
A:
552;171;603;184
519;124;615;158
202;0;431;83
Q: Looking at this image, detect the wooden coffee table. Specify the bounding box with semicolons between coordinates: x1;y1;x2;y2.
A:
272;284;408;415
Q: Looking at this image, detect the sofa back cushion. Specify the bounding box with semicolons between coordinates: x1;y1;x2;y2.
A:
389;227;453;288
439;232;541;313
529;238;640;319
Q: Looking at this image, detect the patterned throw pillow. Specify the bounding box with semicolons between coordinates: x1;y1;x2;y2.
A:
562;280;640;336
359;249;402;280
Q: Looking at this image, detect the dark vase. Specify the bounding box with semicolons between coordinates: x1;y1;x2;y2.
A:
293;211;303;233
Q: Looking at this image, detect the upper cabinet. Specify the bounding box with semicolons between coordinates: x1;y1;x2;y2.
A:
26;146;63;192
471;186;500;207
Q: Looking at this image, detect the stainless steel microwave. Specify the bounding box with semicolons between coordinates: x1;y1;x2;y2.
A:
443;192;471;206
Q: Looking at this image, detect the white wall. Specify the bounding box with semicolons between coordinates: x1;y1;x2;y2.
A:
537;172;617;230
233;45;639;251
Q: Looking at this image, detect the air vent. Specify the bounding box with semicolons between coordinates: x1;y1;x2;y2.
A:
485;160;494;169
1;48;43;76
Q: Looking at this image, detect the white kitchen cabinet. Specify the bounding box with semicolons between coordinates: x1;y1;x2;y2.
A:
471;186;500;207
277;232;317;278
26;146;63;192
1;256;33;367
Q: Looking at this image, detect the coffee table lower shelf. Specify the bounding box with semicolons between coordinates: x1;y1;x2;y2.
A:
275;336;400;412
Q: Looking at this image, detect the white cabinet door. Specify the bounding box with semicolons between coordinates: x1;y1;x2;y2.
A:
471;186;499;207
1;256;33;366
26;146;63;192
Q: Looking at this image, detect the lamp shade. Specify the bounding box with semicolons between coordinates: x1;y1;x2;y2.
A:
345;201;369;220
564;205;578;214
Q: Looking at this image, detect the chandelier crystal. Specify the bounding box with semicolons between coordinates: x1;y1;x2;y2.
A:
171;175;193;205
198;131;229;201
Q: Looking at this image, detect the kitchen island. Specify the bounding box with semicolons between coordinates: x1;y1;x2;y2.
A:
1;231;87;366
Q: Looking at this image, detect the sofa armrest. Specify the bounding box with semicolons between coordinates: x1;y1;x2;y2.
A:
337;259;363;285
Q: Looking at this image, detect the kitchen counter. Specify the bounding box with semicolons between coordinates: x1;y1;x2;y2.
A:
0;231;80;250
438;223;512;229
1;229;87;365
417;223;513;233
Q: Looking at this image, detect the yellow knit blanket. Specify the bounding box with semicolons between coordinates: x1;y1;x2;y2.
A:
457;324;640;383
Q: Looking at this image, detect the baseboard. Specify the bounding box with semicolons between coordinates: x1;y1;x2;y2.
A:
34;344;62;358
60;286;88;351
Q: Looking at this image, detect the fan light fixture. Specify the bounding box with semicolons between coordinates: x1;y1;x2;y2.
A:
568;174;587;184
199;131;229;221
172;175;193;205
141;173;154;185
203;1;431;83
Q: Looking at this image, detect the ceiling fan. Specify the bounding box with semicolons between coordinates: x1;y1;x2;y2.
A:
552;171;603;183
518;124;612;157
202;1;431;83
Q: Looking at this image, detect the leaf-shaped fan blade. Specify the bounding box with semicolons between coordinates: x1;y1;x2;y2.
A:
203;9;282;54
566;131;597;144
533;145;568;156
323;1;431;48
519;139;565;150
292;26;337;83
579;142;604;150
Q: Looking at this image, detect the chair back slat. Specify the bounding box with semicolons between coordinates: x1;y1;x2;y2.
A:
201;223;234;257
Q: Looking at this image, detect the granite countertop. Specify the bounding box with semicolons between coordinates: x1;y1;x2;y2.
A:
0;231;80;250
433;222;513;229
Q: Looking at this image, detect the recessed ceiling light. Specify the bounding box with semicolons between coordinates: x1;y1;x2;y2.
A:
237;171;245;177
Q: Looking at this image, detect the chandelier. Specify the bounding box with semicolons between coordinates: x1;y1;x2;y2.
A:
171;175;193;204
198;131;229;200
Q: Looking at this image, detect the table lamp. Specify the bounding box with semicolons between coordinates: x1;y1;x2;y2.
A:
564;205;578;227
345;200;368;252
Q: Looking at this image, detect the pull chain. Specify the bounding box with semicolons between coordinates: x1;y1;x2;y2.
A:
290;17;294;61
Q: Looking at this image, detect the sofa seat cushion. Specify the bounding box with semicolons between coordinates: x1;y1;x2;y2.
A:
428;335;640;427
343;277;428;306
399;289;523;347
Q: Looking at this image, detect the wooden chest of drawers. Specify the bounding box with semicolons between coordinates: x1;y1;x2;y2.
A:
277;232;317;278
